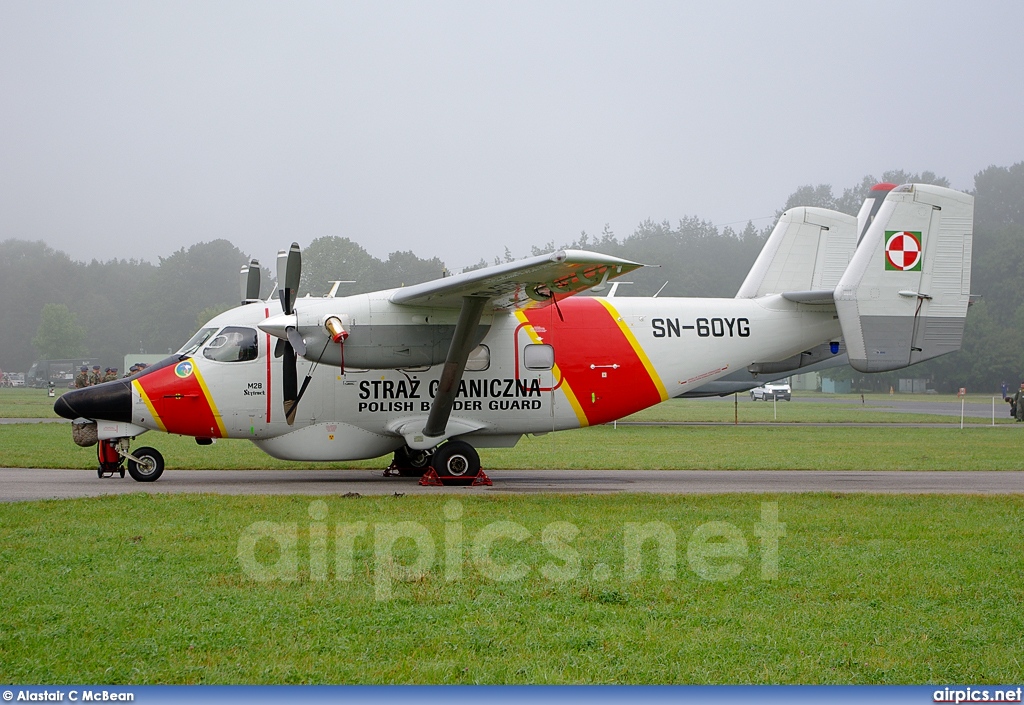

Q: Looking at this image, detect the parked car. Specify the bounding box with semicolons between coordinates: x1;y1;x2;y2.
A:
750;382;791;401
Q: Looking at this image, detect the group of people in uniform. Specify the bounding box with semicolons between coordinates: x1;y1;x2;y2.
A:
73;363;149;388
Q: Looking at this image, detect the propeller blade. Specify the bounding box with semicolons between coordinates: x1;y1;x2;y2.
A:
276;243;301;315
286;326;307;357
239;264;250;305
282;342;298;426
288;375;314;426
245;258;260;301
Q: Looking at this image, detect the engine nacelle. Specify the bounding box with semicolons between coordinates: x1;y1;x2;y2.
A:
264;292;493;369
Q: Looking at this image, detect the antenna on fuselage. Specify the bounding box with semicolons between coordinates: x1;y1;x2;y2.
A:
653;282;669;298
326;281;356;298
606;281;632;298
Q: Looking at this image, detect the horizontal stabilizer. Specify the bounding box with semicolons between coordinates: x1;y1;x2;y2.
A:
834;184;974;372
780;290;835;305
737;207;857;298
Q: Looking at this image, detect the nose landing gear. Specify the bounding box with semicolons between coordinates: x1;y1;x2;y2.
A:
96;439;165;482
126;447;165;482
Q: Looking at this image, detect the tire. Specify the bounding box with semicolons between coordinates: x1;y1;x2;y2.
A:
127;446;165;482
431;441;480;479
393;446;432;477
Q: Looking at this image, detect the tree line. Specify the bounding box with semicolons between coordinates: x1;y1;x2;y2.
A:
1;162;1022;393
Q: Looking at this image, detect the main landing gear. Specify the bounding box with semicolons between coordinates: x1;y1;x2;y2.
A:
431;441;481;478
386;440;490;485
386;446;434;477
96;439;165;482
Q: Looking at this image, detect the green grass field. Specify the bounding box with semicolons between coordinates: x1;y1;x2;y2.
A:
3;421;1024;471
1;493;1021;684
0;388;65;418
3;388;1022;685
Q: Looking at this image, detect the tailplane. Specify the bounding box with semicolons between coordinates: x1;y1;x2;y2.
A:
736;207;857;298
834;184;974;372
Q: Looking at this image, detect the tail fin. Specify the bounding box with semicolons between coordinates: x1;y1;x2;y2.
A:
736;207;857;298
835;184;974;372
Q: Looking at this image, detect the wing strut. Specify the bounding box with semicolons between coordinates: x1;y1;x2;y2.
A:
423;296;488;439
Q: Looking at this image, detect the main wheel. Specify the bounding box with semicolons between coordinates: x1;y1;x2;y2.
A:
431;441;480;479
392;446;432;477
127;446;165;482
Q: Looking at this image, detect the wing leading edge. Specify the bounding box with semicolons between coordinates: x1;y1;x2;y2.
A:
388;250;645;309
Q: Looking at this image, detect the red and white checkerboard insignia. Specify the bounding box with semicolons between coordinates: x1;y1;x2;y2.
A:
884;231;922;271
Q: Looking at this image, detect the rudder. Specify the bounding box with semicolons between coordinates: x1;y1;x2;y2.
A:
834;184;973;372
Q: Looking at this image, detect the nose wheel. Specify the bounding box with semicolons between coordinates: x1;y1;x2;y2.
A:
126;447;165;482
95;439;165;482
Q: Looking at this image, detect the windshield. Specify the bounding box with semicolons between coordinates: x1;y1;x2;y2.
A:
177;327;217;356
203;326;259;363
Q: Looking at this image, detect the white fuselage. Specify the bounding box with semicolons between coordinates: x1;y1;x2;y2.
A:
128;294;840;461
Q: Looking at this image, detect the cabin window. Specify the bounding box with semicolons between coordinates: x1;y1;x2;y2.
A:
523;343;554;370
177;327;217;356
203;326;260;363
466;345;490;372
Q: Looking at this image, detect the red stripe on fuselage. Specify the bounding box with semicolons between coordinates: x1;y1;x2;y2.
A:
136;359;224;438
523;297;662;425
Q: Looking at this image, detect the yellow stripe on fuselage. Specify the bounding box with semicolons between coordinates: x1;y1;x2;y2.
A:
596;298;669;402
191;364;228;438
133;379;167;433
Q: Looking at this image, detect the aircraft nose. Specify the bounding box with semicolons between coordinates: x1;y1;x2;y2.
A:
54;381;133;423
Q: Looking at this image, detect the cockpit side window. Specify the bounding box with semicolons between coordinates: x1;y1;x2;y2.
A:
203;326;260;363
178;327;218;356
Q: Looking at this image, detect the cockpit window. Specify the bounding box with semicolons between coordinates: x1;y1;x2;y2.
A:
203;326;260;363
177;327;217;356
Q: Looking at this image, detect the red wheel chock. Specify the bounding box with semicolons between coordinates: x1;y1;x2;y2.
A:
418;468;492;487
418;468;443;486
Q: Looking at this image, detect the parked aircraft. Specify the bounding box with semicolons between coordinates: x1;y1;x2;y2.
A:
55;184;973;482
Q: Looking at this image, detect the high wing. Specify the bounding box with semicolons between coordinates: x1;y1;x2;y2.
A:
258;246;644;433
389;249;644;309
388;249;644;444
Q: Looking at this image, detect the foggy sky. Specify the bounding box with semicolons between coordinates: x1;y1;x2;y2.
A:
2;1;1023;272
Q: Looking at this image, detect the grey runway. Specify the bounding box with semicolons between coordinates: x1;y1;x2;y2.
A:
2;467;1024;501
